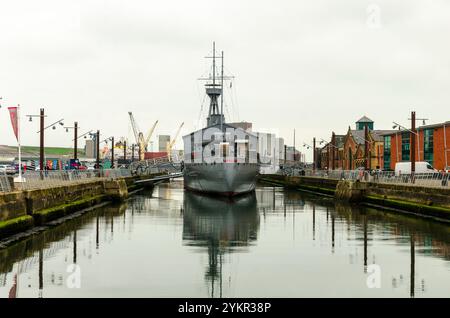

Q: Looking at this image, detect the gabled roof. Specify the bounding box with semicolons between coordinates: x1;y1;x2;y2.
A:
349;129;397;144
356;116;373;123
335;135;345;148
349;130;366;145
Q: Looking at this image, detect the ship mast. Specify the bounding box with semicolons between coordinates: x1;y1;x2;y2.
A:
220;51;224;132
213;42;216;87
204;42;225;128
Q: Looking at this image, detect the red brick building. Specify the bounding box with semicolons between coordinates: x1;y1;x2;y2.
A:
319;133;345;170
320;116;396;170
381;121;450;170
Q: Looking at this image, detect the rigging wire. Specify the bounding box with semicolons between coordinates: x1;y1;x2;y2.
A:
224;66;240;122
225;82;236;122
196;93;207;130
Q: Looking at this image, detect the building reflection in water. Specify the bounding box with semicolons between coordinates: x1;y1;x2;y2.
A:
333;203;428;298
182;191;259;298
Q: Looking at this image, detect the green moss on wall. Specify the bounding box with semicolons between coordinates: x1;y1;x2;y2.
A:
33;194;105;225
0;215;34;239
365;194;450;219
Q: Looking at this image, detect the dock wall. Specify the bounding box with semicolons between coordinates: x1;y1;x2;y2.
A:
0;174;159;240
258;174;450;222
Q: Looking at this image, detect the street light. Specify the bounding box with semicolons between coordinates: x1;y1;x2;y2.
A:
319;138;338;148
36;118;64;132
320;137;340;170
394;111;423;176
303;139;318;170
75;130;93;141
353;135;371;144
65;122;78;160
95;130;100;169
392;121;420;164
408;117;428;126
26;109;64;171
100;136;115;168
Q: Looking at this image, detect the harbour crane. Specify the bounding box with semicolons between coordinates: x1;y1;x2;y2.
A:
128;112;159;161
167;122;184;161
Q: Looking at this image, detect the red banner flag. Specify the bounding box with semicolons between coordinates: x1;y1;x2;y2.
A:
8;274;17;298
8;107;19;141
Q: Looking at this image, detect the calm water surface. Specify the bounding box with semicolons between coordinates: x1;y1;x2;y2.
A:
1;180;449;297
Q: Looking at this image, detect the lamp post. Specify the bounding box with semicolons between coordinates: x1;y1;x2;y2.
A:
26;108;46;171
76;130;93;140
313;137;316;171
100;136;115;168
111;137;114;168
27;110;64;171
96;130;100;170
303;137;317;171
39;117;64;170
407;114;428;162
393;119;421;176
64;122;78;160
411;111;416;176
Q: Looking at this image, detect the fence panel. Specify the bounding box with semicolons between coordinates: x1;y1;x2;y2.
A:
281;168;450;189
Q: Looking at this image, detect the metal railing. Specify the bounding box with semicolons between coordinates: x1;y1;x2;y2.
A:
0;172;12;193
298;169;450;188
1;157;183;193
8;169;132;191
130;157;182;176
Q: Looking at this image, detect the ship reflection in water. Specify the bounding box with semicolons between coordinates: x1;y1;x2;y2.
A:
0;182;450;298
182;192;259;298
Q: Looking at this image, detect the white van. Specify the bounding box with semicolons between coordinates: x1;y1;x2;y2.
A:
395;161;436;176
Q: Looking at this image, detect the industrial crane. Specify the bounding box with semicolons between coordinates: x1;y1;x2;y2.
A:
167;122;184;161
145;120;159;151
128;112;159;161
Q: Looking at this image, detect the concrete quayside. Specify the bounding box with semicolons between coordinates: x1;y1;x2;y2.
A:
0;172;177;245
258;174;450;223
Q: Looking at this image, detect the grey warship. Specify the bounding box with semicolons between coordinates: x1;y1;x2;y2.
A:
182;43;259;196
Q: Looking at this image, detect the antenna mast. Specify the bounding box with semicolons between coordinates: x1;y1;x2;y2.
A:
213;42;216;87
203;42;228;128
220;50;224;131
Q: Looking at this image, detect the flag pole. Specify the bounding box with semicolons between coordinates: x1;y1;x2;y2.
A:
17;104;22;182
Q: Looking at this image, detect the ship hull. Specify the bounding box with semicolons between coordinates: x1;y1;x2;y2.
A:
183;163;259;196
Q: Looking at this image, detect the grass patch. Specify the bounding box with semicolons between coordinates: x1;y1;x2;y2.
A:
11;145;85;156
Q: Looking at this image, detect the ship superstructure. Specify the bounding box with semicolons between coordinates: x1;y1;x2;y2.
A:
182;43;259;196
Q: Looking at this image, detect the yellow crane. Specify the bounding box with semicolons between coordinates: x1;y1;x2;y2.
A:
166;122;184;161
145;120;159;151
128;112;159;161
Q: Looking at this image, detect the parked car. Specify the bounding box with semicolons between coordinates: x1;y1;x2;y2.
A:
0;164;16;175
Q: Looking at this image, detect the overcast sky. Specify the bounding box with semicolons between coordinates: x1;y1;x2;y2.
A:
1;0;449;160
